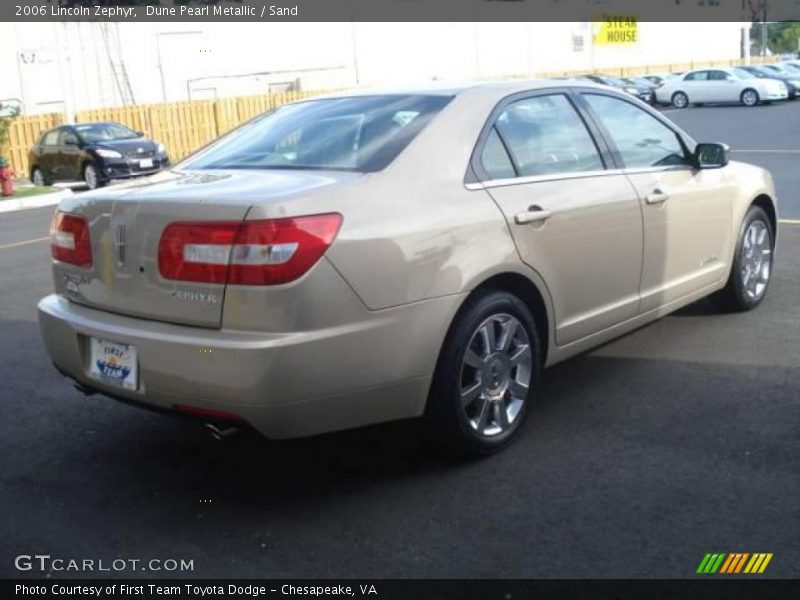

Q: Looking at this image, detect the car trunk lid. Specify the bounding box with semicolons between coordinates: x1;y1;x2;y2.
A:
52;169;360;328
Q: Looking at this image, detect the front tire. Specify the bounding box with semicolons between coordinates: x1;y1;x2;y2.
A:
427;290;541;456
741;89;760;107
713;205;774;312
83;164;103;190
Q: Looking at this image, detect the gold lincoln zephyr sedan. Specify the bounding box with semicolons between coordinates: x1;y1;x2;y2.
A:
38;81;777;455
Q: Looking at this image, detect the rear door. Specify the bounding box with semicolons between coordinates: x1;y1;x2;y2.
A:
579;92;734;312
37;129;61;180
473;90;644;346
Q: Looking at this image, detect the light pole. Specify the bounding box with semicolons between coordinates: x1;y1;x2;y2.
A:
156;30;203;102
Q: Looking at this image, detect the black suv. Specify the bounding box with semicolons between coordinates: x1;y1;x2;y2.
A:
28;122;170;190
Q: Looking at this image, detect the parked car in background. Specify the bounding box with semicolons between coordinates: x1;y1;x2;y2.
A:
577;74;654;104
39;81;777;455
655;68;788;107
736;65;799;99
777;62;800;75
29;122;170;190
621;76;659;104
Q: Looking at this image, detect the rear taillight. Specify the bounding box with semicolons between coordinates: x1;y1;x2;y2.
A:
158;213;343;285
50;211;92;267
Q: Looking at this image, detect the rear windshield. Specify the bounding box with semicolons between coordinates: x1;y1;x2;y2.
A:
183;94;453;173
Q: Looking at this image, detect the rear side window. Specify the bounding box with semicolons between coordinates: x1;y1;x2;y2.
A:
491;94;603;178
41;130;60;146
184;94;453;173
480;128;515;180
583;94;688;168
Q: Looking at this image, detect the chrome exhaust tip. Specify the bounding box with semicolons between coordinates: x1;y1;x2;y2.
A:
203;422;241;442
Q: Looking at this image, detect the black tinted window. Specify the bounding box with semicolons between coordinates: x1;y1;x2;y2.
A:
184;95;452;172
493;94;603;178
480;128;515;180
584;94;688;168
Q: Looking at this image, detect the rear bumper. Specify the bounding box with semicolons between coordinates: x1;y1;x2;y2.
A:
37;292;462;439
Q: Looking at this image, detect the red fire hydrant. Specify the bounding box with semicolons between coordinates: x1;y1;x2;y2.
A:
0;162;14;197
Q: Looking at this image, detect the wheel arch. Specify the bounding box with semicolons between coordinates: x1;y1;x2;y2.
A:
449;272;551;367
751;193;777;243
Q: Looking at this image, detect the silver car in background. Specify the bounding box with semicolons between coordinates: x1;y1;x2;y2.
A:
656;67;788;108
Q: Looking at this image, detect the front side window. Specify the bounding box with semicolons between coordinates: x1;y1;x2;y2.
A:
583;94;688;169
183;94;452;173
489;94;603;178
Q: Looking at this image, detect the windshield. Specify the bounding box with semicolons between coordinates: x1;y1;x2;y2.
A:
782;63;800;74
75;122;139;142
183;94;453;172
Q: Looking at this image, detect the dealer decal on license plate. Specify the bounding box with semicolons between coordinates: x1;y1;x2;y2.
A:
89;338;138;390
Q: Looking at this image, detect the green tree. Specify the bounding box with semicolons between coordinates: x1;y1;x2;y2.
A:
750;21;800;56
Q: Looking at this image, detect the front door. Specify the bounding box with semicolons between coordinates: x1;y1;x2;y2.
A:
580;92;734;312
474;91;644;346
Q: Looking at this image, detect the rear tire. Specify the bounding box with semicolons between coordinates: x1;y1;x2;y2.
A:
741;88;760;107
671;91;689;109
31;167;49;187
426;290;541;457
713;205;774;312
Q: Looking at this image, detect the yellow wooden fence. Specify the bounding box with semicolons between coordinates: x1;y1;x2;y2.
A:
1;88;333;179
0;56;779;179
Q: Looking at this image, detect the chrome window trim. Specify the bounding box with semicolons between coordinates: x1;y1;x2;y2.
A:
467;164;696;191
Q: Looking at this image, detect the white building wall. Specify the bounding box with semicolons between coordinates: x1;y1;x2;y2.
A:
0;22;745;116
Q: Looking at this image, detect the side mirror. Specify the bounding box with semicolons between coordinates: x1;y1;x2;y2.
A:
135;131;145;137
63;135;79;146
694;142;729;169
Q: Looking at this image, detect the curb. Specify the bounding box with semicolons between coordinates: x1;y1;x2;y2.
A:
0;188;73;214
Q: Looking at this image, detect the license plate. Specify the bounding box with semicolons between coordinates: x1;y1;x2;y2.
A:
139;158;154;169
89;338;138;390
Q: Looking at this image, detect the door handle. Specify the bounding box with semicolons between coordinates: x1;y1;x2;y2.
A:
645;189;669;205
515;206;553;225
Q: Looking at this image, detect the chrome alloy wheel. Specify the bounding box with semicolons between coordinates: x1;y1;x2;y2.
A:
84;165;98;190
32;169;45;187
459;313;532;437
742;89;759;106
741;220;772;301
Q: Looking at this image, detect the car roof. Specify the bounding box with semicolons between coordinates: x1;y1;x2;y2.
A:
315;79;612;102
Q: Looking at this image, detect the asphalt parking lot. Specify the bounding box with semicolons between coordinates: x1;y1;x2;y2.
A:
1;102;798;579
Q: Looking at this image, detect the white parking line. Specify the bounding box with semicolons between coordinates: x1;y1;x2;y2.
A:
0;237;49;250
